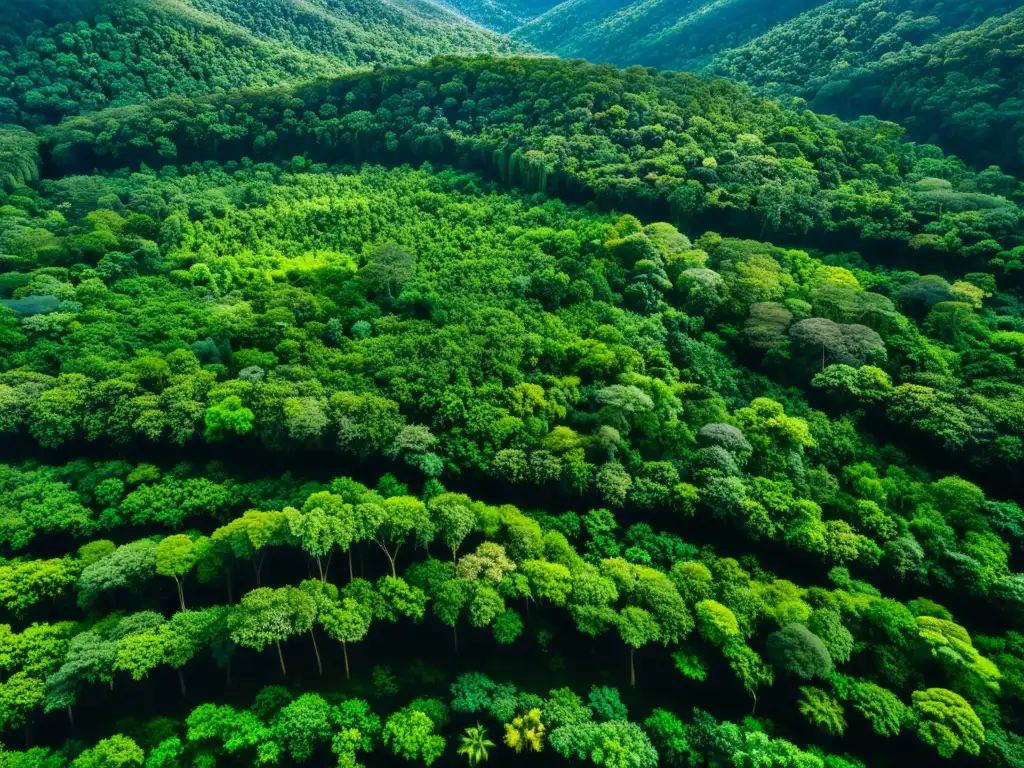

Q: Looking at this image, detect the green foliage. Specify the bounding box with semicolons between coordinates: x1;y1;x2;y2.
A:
0;9;1023;765
911;687;985;758
0;0;515;130
457;725;495;766
766;624;833;680
798;686;847;736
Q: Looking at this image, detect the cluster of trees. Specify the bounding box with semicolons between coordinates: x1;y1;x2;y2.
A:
1;163;1023;610
0;21;1023;766
0;467;1014;765
36;57;1024;279
0;0;513;129
708;1;1024;174
441;0;1023;177
0;672;884;768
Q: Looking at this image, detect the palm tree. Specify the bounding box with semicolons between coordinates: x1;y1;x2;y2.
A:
458;724;496;766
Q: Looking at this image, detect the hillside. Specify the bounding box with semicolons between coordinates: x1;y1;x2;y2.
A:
709;1;1024;174
0;0;517;128
445;0;1022;172
511;0;828;71
437;0;561;32
38;56;1024;281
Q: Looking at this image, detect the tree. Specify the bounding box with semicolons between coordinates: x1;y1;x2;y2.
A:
377;576;428;623
521;560;571;606
291;492;357;582
203;396;255;440
76;540;158;608
695;600;740;646
273;694;335;762
911;688;984;758
789;317;886;370
211;511;292;587
320;597;371;680
457;725;495;766
643;709;695;768
595;386;653;433
849;681;907;737
383;708;446;765
429;494;476;563
765;624;832;680
723;640;774;714
807;609;853;664
71;735;145;768
228;586;315;678
457;543;516;583
155;534;208;611
743;302;792;349
588;685;628;722
596;462;632;507
364;497;434;577
332;698;382;768
798;686;846;735
0;672;45;745
362;243;415;297
504;709;545;754
617;606;660;688
549;721;659;768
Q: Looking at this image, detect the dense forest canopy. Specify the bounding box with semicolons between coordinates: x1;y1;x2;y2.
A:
33;57;1024;280
3;2;1024;768
438;0;1024;174
0;0;517;128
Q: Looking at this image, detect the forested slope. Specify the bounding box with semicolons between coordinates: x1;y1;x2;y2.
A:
436;0;561;33
709;1;1024;174
448;0;1021;173
36;57;1024;280
3;153;1024;767
511;0;828;71
0;0;516;128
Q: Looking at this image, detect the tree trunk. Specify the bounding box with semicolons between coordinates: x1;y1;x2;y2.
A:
342;641;350;681
315;557;324;582
176;578;186;612
275;640;287;678
324;551;334;583
751;693;758;717
629;648;636;688
67;706;74;731
348;548;354;582
310;629;323;676
178;668;187;698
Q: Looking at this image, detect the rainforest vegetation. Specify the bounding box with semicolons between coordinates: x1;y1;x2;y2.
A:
438;0;1024;175
1;1;1024;767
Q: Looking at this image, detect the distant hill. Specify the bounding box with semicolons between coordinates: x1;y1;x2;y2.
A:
0;0;517;128
709;2;1024;173
511;0;828;71
435;0;561;33
440;0;1023;171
